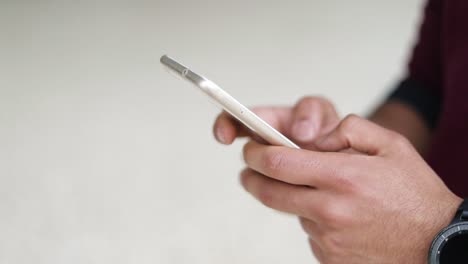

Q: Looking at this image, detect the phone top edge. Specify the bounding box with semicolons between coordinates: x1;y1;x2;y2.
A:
160;55;207;86
160;55;186;75
160;55;300;149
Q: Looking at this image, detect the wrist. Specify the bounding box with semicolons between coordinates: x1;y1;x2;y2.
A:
408;194;462;264
433;194;463;232
426;194;464;263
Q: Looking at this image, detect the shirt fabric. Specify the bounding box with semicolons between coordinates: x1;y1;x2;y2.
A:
389;0;468;198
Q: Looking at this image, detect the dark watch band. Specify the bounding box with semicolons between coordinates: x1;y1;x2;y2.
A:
451;199;468;224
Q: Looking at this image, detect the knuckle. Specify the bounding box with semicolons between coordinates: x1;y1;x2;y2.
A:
317;202;348;228
332;171;358;193
341;114;361;131
319;207;338;225
316;200;333;222
334;114;363;141
262;148;285;173
389;131;411;148
329;160;364;193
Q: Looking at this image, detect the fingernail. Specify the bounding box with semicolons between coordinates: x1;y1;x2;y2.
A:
216;127;227;144
292;120;316;142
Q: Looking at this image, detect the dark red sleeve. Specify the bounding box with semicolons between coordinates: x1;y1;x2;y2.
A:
408;0;443;94
388;0;444;129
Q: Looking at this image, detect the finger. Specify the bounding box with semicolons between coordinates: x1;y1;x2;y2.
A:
250;106;293;135
213;112;244;144
242;141;353;188
291;97;339;143
240;169;321;221
213;107;293;144
315;114;401;155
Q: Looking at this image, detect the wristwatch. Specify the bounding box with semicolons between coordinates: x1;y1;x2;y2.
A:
429;199;468;264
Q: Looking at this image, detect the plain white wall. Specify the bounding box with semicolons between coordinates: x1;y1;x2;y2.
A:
0;0;423;263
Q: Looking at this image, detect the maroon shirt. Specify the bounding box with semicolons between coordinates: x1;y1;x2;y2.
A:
403;0;468;197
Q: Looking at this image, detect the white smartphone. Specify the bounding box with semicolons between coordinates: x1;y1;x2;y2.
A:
160;55;299;149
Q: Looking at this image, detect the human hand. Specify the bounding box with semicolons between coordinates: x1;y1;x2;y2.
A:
212;96;340;149
241;115;462;264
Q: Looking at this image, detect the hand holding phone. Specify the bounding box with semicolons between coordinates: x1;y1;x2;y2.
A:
161;55;341;149
161;55;300;148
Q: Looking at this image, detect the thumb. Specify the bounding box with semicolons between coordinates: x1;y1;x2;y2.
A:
291;97;339;143
315;114;397;155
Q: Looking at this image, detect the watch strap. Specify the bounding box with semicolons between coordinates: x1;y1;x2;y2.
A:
451;199;468;224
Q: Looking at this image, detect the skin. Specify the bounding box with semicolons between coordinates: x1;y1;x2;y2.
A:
212;96;462;264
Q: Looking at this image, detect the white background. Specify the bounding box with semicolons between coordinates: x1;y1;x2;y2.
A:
0;0;423;263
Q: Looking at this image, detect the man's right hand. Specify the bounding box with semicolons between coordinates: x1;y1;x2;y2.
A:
212;96;340;150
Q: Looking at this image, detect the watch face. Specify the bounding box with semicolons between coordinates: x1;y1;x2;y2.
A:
429;222;468;264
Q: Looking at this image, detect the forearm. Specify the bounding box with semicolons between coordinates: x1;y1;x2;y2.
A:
368;100;432;156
